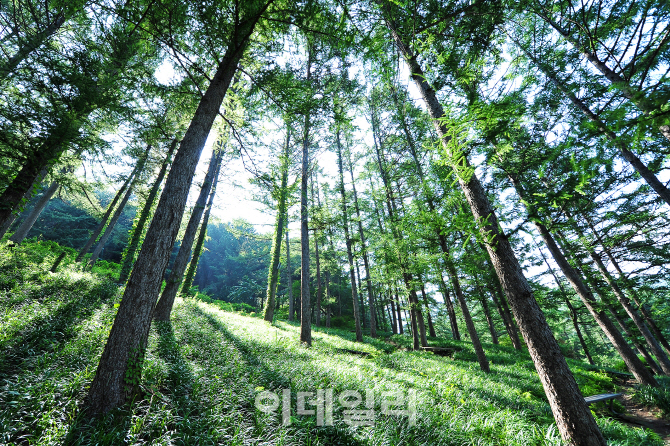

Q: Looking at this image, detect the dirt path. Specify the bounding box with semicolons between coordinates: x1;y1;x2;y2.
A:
613;379;670;443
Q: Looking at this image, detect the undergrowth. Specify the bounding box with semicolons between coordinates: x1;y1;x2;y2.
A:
0;241;664;445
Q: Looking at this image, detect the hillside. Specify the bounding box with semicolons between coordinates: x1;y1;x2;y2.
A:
0;242;665;446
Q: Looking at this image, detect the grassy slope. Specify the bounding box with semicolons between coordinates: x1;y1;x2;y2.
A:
0;241;663;445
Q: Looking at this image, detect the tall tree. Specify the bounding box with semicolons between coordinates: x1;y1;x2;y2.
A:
379;3;606;442
86;0;274;414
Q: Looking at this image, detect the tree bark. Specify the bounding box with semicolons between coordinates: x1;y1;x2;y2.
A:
537;244;595;365
287;220;294;322
382;8;605;443
438;274;460;340
154;148;221;322
300;45;313;345
263;134;290;322
336;126;363;342
581;213;670;356
9;180;59;244
119;139;178;283
85;4;266;413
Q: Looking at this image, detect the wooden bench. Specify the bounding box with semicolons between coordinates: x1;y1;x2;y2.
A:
419;346;456;357
584;393;622;411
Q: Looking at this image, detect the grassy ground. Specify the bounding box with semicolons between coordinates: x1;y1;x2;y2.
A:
0;241;665;445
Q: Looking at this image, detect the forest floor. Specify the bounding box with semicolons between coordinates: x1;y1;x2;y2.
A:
0;241;668;445
615;380;670;443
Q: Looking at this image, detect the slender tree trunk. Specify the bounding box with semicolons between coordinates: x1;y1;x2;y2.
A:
348;153;377;336
565;211;670;374
88;147;151;268
9;180;59;244
335;127;363;342
438;274;460;340
537;12;670;141
0;168;48;239
420;282;437;338
119;139;177;283
182;152;221;296
77;167;136;262
389;293;398;334
154;148;221;321
537;245;595;365
85;5;267;413
515;41;670;207
50;251;67;273
287;222;294;322
581;214;670;356
355;259;366;329
263;134;290;322
310;172;323;327
383;10;605;443
395;289;404;335
300;48;313;345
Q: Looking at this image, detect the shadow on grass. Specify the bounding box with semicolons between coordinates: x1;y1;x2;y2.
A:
0;280;116;377
189;304;368;446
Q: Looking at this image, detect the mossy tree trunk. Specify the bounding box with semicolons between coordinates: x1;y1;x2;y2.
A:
263;133;290;322
119;139;178;284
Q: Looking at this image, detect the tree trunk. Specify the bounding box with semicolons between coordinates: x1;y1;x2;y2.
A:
77;166;136;262
263;135;290;322
88;147;151;268
348;153;377;337
119;139;178;283
444;255;488;370
9;180;59;244
355;259;366;329
182;147;222;295
383;10;605;443
287;221;294;322
154;148;221;321
420;282;436;338
300;44;313;345
395;289;404;335
566;211;670;374
310;172;323;327
85;6;266;413
336;127;363;342
389;293;398;334
438;274;460;340
537;244;595;365
581;214;670;356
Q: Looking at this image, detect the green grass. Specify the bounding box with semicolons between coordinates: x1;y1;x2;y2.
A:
0;241;664;445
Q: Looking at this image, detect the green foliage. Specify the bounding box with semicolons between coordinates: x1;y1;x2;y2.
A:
633;381;670;419
0;248;663;445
